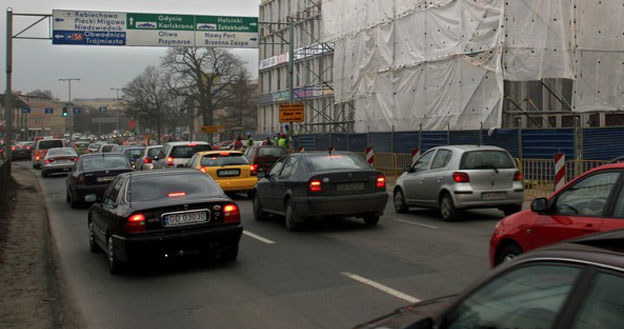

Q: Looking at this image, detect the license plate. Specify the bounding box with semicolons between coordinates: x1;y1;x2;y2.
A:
483;192;507;200
162;211;208;227
218;169;240;177
97;176;115;183
336;182;365;192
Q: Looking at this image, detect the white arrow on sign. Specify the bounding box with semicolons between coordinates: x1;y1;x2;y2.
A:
54;34;64;39
250;22;258;26
129;17;134;26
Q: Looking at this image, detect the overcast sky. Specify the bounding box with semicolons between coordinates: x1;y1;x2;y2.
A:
1;0;260;100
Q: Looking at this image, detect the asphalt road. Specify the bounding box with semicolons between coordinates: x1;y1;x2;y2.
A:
19;161;502;329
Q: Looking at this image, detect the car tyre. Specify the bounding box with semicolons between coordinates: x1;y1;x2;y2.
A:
88;221;100;253
285;199;303;232
497;243;523;266
253;194;268;221
41;170;47;178
394;189;408;214
501;205;523;217
107;236;124;275
440;193;458;222
70;192;80;209
363;214;380;226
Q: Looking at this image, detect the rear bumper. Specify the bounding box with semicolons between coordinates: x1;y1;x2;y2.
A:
73;184;110;202
42;163;74;173
453;190;524;209
112;224;243;262
217;177;258;192
292;192;388;218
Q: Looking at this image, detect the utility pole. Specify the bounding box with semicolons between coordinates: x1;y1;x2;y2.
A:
5;8;13;165
110;88;122;137
59;78;80;135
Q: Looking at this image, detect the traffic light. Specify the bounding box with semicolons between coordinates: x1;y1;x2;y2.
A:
62;106;68;117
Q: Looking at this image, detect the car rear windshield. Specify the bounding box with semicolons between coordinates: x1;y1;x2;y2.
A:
171;144;212;158
101;145;115;152
201;154;249;167
147;147;162;157
124;149;144;158
128;174;221;202
47;148;76;156
258;147;287;158
306;154;371;171
460;150;515;170
38;140;64;150
82;156;129;171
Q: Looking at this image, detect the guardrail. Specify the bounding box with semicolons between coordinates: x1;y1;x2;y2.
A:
0;158;10;196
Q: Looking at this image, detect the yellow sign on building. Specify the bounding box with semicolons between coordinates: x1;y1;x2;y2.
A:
279;103;305;123
200;125;226;134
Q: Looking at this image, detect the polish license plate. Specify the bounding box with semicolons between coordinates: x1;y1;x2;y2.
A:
162;211;208;227
218;169;240;177
97;176;115;183
482;192;507;200
336;182;365;192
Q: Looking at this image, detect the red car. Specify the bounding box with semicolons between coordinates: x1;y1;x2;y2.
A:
243;145;288;173
490;162;624;267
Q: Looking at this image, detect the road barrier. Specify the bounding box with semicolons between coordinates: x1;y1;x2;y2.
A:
0;159;9;196
554;154;566;191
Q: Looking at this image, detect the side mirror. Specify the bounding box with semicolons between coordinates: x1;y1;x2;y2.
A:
257;171;267;179
404;166;415;173
531;198;549;213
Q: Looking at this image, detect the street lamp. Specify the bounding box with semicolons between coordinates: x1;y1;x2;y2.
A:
59;78;80;134
110;88;122;136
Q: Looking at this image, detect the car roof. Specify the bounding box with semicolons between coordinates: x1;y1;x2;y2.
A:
197;150;244;156
166;141;209;146
428;145;506;152
80;152;126;158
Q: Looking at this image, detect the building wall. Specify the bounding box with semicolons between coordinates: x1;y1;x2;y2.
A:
16;95;66;138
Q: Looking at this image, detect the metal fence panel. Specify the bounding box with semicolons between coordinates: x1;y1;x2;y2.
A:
450;130;480;145
296;134;317;150
369;133;393;152
316;134;330;150
349;134;368;152
522;129;574;159
393;132;420;154
421;131;448;151
483;129;520;158
330;134;348;150
583;127;624;160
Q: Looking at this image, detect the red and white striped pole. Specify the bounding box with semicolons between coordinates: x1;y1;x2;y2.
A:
411;148;421;164
554;153;566;191
365;147;375;166
328;145;336;153
298;146;305;153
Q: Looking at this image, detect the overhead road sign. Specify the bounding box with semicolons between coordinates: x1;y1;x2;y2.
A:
279;103;305;123
52;10;258;48
44;108;54;114
200;125;226;134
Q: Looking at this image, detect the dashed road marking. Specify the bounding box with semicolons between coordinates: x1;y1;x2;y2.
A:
393;218;440;230
243;230;276;244
341;272;420;303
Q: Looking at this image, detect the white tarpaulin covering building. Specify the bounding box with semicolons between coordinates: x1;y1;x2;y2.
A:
322;0;624;131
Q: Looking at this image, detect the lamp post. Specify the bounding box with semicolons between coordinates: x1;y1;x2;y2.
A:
110;88;122;136
59;78;80;135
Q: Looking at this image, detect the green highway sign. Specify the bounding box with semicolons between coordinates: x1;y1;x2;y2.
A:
195;15;258;33
127;13;195;31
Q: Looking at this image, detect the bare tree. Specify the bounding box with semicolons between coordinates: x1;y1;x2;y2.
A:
122;66;172;142
26;89;54;99
223;68;257;135
162;47;244;127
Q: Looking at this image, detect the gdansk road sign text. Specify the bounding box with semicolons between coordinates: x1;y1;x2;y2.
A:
52;10;258;48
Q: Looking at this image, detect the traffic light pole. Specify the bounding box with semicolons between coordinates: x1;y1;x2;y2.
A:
59;78;80;135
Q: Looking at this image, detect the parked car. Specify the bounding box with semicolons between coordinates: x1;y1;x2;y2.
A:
186;150;258;197
65;153;133;208
41;147;78;177
137;145;163;170
152;141;212;169
393;145;524;221
355;229;624;329
72;141;90;155
244;145;288;173
33;138;65;169
11;141;33;161
490;162;624;267
87;169;243;274
254;151;388;231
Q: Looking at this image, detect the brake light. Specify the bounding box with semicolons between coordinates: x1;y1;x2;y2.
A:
376;175;386;188
250;164;258;176
166;156;174;166
220;152;230;156
223;204;240;224
453;172;470;183
309;179;322;192
187;143;198;147
514;171;523;181
35;155;40;161
26;146;30;150
73;158;78;162
10;146;15;151
200;167;207;173
168;192;187;198
77;175;86;185
144;157;152;164
124;213;146;234
45;159;53;164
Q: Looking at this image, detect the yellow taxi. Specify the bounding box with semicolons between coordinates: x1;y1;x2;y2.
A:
188;151;258;196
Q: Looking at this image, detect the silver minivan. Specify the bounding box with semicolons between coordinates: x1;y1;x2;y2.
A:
394;145;524;221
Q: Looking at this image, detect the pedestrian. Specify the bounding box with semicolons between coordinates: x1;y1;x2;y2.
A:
263;137;273;146
234;135;243;150
247;137;255;147
278;134;287;148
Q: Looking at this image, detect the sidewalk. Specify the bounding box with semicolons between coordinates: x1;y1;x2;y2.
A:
0;165;79;329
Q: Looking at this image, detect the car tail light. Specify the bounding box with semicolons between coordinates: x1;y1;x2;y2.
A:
168;192;186;198
376;175;386;188
188;143;198;147
166;156;174;166
250;164;258;176
45;159;53;164
26;146;31;150
124;213;146;234
77;174;86;185
309;179;322;192
35;155;40;161
144;157;152;164
200;167;207;173
453;172;470;183
514;171;523;181
10;146;15;151
223;204;241;224
220;152;230;156
73;158;78;162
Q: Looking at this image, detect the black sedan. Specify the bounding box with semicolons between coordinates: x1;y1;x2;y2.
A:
355;229;624;329
11;141;33;161
87;170;243;274
253;152;388;231
66;153;133;208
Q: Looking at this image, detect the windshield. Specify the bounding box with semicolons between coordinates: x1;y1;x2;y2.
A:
124;149;144;158
171;144;212;158
306;154;371;171
47;148;76;157
147;147;162;157
81;156;129;171
258;147;287;158
101;145;115;152
460;151;515;170
201;154;249;167
38;140;64;150
128;174;222;202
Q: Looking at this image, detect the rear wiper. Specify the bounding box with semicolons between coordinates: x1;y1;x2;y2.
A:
475;164;499;174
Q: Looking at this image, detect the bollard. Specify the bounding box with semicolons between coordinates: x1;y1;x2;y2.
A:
365;147;375;166
554;153;566;191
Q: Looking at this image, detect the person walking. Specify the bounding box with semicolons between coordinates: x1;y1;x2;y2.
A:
233;136;244;150
278;134;287;148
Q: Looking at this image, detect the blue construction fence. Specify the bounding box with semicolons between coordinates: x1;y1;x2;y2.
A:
294;127;624;160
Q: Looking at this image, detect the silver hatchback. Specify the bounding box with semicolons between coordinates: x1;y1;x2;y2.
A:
394;145;524;221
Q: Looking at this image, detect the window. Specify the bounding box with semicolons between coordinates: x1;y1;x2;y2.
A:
613;184;624;218
269;159;286;176
554;172;620;217
147;147;162;158
104;178;123;206
572;272;624;329
444;264;581;329
259;147;287;158
38;140;64;150
431;150;453;170
306;154;370;172
200;154;249;167
460;151;515;170
170;145;212;158
413;151;436;172
129;174;222;202
82;156;129;171
279;158;298;178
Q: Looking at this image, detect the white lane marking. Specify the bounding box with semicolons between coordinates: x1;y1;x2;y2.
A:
341;272;421;304
243;230;275;244
393;218;440;230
